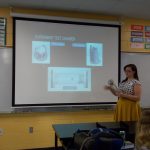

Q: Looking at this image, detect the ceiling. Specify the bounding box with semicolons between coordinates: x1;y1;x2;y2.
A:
1;0;150;20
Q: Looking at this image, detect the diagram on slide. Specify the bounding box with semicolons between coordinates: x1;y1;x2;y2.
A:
48;67;91;91
86;43;103;66
32;41;50;64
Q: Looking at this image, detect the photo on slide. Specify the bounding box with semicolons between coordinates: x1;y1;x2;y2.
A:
48;67;91;92
86;43;103;66
32;41;50;64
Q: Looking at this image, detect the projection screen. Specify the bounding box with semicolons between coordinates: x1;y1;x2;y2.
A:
13;17;120;106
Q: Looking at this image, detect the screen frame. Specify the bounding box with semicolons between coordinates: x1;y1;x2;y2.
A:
12;17;121;107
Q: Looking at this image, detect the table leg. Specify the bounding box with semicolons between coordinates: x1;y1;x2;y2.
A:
55;133;58;150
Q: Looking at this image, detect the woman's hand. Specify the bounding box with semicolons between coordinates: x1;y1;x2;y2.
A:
104;85;111;90
115;91;123;97
104;85;121;97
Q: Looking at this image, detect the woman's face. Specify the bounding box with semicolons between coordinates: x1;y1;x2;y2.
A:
124;67;135;78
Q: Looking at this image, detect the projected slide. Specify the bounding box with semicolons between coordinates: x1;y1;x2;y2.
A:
32;41;50;64
48;67;91;91
86;43;103;66
14;18;119;106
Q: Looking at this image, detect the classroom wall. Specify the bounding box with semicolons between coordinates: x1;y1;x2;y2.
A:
121;17;150;52
0;7;118;47
0;110;114;150
0;7;150;149
2;7;150;52
0;8;12;47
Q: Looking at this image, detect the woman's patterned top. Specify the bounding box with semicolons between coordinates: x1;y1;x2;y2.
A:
119;79;141;95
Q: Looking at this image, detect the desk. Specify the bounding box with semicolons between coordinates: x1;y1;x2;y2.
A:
53;121;136;150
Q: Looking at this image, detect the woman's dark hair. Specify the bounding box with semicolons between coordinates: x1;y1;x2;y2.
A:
122;64;139;83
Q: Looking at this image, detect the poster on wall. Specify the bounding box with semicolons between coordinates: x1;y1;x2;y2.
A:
0;18;6;46
130;43;144;49
130;25;150;50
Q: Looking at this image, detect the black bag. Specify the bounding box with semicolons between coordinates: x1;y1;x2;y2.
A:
73;128;123;150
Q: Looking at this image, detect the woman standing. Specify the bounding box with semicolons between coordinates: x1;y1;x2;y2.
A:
105;64;142;121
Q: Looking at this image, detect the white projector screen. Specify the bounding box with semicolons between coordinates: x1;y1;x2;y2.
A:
13;17;120;107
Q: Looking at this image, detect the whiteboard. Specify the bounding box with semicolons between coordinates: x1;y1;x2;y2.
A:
0;47;115;112
0;48;12;112
121;52;150;108
0;49;149;112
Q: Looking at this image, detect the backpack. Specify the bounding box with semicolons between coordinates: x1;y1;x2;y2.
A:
73;127;124;150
